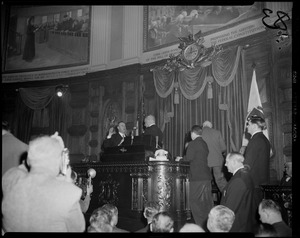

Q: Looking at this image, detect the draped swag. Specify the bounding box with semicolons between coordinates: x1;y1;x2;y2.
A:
153;46;247;157
14;86;69;143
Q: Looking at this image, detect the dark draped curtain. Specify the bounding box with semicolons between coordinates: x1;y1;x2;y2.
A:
13;86;68;144
13;94;34;144
153;46;248;158
48;91;70;143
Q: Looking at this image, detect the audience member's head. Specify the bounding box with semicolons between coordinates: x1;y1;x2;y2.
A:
143;201;160;224
88;207;113;232
144;115;156;128
179;223;205;232
2;120;10;133
190;125;202;140
258;199;283;225
150;211;174;233
284;162;292;177
202;120;212;128
255;222;278;237
27;133;65;176
207;205;235;232
101;204;119;227
224;152;245;174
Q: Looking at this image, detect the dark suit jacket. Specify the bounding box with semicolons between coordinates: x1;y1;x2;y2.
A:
183;137;211;181
102;133;126;149
220;167;255;232
244;132;271;187
135;224;150;232
143;124;163;147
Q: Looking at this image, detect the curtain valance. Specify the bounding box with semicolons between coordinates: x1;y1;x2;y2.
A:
212;45;241;87
19;86;56;110
152;70;175;98
153;45;242;100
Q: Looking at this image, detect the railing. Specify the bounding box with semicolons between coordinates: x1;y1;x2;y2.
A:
48;30;88;61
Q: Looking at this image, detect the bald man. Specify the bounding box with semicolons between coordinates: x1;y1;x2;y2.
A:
202;120;227;193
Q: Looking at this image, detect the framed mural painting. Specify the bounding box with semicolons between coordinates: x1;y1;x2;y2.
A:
143;3;264;52
3;5;91;73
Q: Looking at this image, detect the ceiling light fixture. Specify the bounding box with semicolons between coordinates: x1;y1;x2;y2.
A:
55;85;69;97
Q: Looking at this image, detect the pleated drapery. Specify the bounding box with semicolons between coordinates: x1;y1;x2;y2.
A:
153;46;242;100
19;87;56;110
152;45;247;157
15;86;68;143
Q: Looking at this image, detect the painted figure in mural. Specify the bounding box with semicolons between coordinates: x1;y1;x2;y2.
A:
22;16;40;62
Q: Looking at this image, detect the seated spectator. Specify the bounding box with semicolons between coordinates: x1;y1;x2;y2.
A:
258;199;292;237
280;162;292;186
87;207;113;232
150;211;174;233
2;132;85;232
2;120;28;176
179;223;205;232
255;222;279;237
101;204;129;232
135;201;160;232
207;205;235;232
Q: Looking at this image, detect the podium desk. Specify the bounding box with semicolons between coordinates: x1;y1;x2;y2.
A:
72;160;190;231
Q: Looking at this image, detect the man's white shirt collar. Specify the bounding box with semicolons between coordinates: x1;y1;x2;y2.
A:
119;132;125;138
233;165;244;175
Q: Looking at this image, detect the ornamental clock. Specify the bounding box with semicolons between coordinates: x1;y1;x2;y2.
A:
183;43;199;61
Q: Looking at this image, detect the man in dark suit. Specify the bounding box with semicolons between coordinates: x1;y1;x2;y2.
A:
182;125;214;228
202;120;227;193
258;199;292;237
143;114;163;148
220;152;255;232
102;121;128;149
244;115;271;217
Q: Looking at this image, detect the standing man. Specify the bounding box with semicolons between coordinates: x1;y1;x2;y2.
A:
102;121;128;149
182;125;214;228
2;132;86;232
202;120;227;192
244;115;270;213
2;121;28;176
220;152;255;232
143;114;163;149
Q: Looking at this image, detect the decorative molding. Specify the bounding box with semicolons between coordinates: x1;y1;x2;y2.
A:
98;174;120;205
89;125;99;132
88;139;98;147
67;125;87;137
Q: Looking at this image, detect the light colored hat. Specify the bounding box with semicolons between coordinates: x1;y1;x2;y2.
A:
28;135;64;175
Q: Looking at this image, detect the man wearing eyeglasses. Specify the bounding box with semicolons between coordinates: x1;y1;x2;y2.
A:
244;115;271;227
